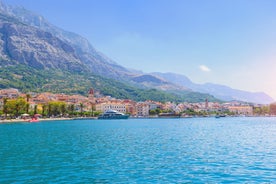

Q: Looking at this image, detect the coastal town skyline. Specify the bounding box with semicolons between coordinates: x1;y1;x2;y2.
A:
5;0;276;100
1;88;274;118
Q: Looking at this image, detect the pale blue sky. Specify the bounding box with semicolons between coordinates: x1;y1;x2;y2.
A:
5;0;276;99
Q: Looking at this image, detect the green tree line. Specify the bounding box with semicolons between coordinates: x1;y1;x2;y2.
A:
0;97;100;119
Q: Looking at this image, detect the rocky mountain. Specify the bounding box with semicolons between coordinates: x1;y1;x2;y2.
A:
0;1;272;104
152;72;274;104
0;1;133;79
0;1;219;102
0;15;86;71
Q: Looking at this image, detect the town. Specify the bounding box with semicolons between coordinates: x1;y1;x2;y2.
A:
0;88;275;120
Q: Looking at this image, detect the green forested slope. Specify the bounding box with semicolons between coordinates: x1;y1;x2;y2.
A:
0;65;218;102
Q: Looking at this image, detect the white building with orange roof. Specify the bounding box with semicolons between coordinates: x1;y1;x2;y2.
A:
0;88;20;99
136;102;149;117
227;105;253;115
56;94;70;102
67;95;83;104
96;101;127;114
31;92;56;104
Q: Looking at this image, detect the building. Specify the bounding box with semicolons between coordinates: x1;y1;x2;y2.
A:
136;102;149;117
0;88;20;99
228;106;253;115
96;102;127;114
205;98;209;109
88;88;95;103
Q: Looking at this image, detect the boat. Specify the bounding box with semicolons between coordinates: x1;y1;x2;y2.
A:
215;114;226;118
158;112;180;118
98;109;129;119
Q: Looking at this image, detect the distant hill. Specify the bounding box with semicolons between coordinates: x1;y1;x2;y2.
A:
152;72;274;104
131;74;188;91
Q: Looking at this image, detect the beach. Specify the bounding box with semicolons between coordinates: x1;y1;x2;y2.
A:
0;117;74;124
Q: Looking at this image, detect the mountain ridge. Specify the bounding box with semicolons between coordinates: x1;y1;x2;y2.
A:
0;2;219;102
0;1;273;104
151;72;274;104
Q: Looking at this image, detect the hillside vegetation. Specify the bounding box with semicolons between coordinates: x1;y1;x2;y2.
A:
0;2;219;103
0;64;217;102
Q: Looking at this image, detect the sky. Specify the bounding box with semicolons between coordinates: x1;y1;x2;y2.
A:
5;0;276;99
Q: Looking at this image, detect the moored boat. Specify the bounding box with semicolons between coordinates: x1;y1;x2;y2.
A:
158;112;180;118
215;114;226;118
98;109;129;119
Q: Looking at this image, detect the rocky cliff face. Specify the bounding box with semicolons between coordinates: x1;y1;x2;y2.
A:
0;20;85;72
0;2;132;79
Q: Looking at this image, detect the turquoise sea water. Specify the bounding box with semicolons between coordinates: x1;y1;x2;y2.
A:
0;117;275;183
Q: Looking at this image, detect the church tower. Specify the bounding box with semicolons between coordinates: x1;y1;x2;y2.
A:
205;98;209;109
88;88;95;103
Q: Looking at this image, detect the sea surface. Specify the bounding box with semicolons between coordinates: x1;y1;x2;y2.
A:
0;117;275;183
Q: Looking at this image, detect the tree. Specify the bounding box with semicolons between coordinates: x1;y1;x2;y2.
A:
90;103;95;117
270;103;276;115
80;103;84;116
42;104;47;116
48;103;52;116
25;103;30;114
68;104;75;115
34;105;38;115
15;102;20;117
5;97;27;117
149;109;161;115
25;94;31;113
254;105;270;115
149;109;156;115
3;98;8;119
261;106;270;115
253;107;261;115
47;101;66;117
60;103;66;116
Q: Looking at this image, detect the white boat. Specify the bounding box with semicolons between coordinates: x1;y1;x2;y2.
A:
98;109;129;119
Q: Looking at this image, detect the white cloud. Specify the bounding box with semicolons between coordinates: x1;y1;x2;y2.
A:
199;65;211;72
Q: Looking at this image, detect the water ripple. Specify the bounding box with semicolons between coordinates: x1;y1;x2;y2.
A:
0;117;275;183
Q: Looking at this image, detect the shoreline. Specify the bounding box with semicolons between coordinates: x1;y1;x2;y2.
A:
0;117;74;124
1;115;276;124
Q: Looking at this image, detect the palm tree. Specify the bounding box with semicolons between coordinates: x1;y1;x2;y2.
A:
42;104;46;116
3;98;8;119
34;105;38;115
60;103;66;117
15;102;20;117
26;94;31;102
26;94;31;113
25;103;30;114
48;103;52;117
68;104;75;116
90;103;94;117
80;103;84;116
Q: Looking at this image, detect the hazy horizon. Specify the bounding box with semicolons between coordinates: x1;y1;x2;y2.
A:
5;0;276;100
